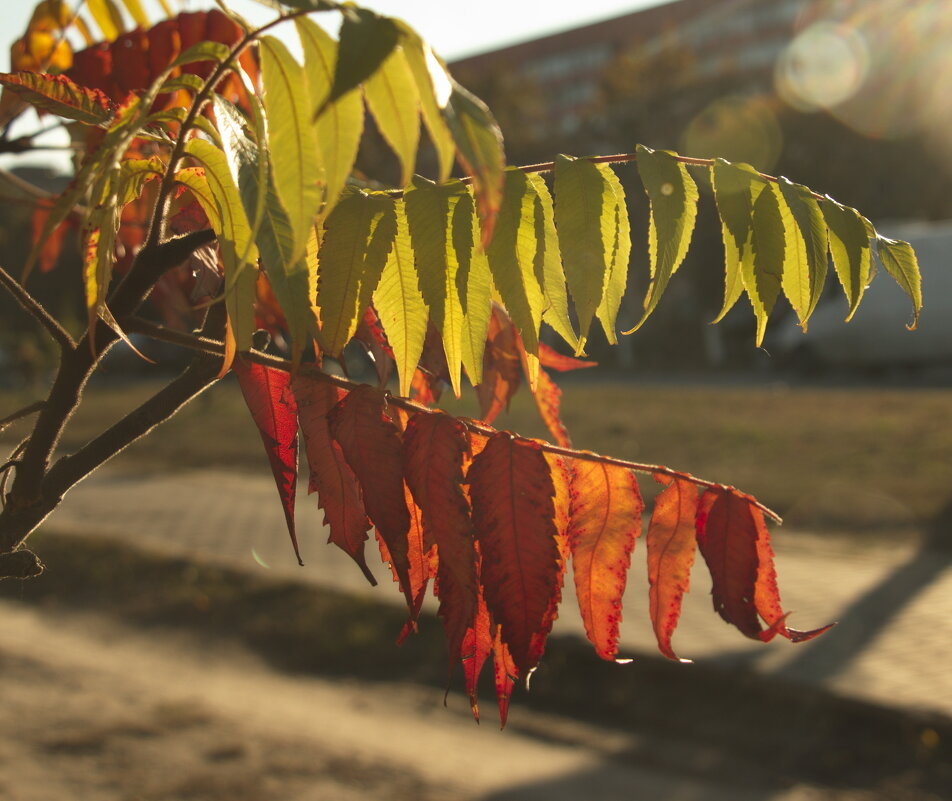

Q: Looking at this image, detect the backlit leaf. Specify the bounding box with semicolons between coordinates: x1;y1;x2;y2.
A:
403;413;478;681
0;71;113;125
316;189;397;358
87;0;125;41
468;432;560;675
292;375;376;585
553;155;614;354
184;138;258;351
646;475;698;661
822;197;872;321
595;164;630;344
329;384;412;606
234;361;301;565
631;145;698;330
373;198;427;396
325;7;400;107
260;35;323;264
119;0;149;28
363;46;420;187
485;168;545;360
567;460;643;660
454;189;493;386
295;16;363;216
777;177;828;330
745;182;786;346
710;159;765;323
400;33;455;182
477;305;521;424
492;627;518;729
876;236;922;329
530;367;570;448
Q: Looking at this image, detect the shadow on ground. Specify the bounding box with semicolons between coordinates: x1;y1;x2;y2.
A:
4;530;952;800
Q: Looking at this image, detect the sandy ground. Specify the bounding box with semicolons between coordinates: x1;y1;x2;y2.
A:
0;598;900;801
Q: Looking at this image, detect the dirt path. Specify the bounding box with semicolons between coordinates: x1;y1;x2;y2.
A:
0;599;890;801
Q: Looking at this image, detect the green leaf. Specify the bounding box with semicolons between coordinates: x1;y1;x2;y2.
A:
316;190;397;358
87;0;125;40
404;177;467;396
745;182;786;346
184;138;259;351
295;16;363;216
444;83;504;243
363;46;420;188
553;155;614;354
822;197;872;321
119;0;149;28
324;7;401;108
876;236;922;329
260;35;323;265
214;96;317;365
526;173;577;351
777;177;828;330
632;145;699;330
453;188;492;385
261;0;339;11
159;73;205;95
0;72;114;126
373;199;428;395
485;168;545;359
595;164;631;345
172;40;233;69
144;106;221;146
711;159;765;323
400;32;456;183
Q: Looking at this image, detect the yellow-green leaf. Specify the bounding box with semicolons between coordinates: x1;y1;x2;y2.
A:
184;138;259;352
404;177;467;396
0;71;114;126
486;168;545;362
400;31;455;183
453;188;492;385
119;0;148;28
296;16;362;216
260;35;323;265
316;190;396;358
325;7;400;107
876;236;922;330
595;164;630;345
631;145;698;330
87;0;125;40
822;197;872;321
526;173;577;351
553;155;614;354
373;199;428;395
711;159;765;324
745;182;786;346
777;177;828;330
363;46;420;188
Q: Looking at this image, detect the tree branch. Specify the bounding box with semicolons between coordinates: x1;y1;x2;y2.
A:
0;264;76;350
121;318;783;524
0;401;45;433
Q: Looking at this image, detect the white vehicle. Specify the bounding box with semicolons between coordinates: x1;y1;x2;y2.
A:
770;219;952;372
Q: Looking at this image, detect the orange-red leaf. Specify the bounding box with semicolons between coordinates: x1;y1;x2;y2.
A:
531;367;570;447
404;412;479;678
567;460;643;661
467;432;560;675
0;71;113;125
476;306;520;424
461;585;493;721
386;485;437;644
492;626;519;729
695;488;764;639
646;475;698;660
329;384;413;606
538;342;597;372
234;360;301;565
292;374;375;585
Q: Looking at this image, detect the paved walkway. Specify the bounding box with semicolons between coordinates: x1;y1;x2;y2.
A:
45;465;952;719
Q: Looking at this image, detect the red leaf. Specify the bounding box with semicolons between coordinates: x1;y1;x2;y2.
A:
111;31;151;97
0;71;114;125
646;475;698;660
476;306;521;424
695;488;764;639
354;306;394;388
385;488;437;644
31;198;71;273
234;360;301;565
292;374;376;585
467;432;560;675
492;626;519;729
404;413;479;678
538;342;597;372
410;367;441;406
461;585;493;721
567;460;643;661
329;384;413;606
531;367;571;447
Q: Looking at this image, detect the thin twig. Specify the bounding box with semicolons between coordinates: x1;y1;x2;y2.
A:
122;318;783;523
0;264;75;350
0;401;45;432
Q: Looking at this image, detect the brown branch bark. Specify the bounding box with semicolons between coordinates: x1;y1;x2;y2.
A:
0;264;76;350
